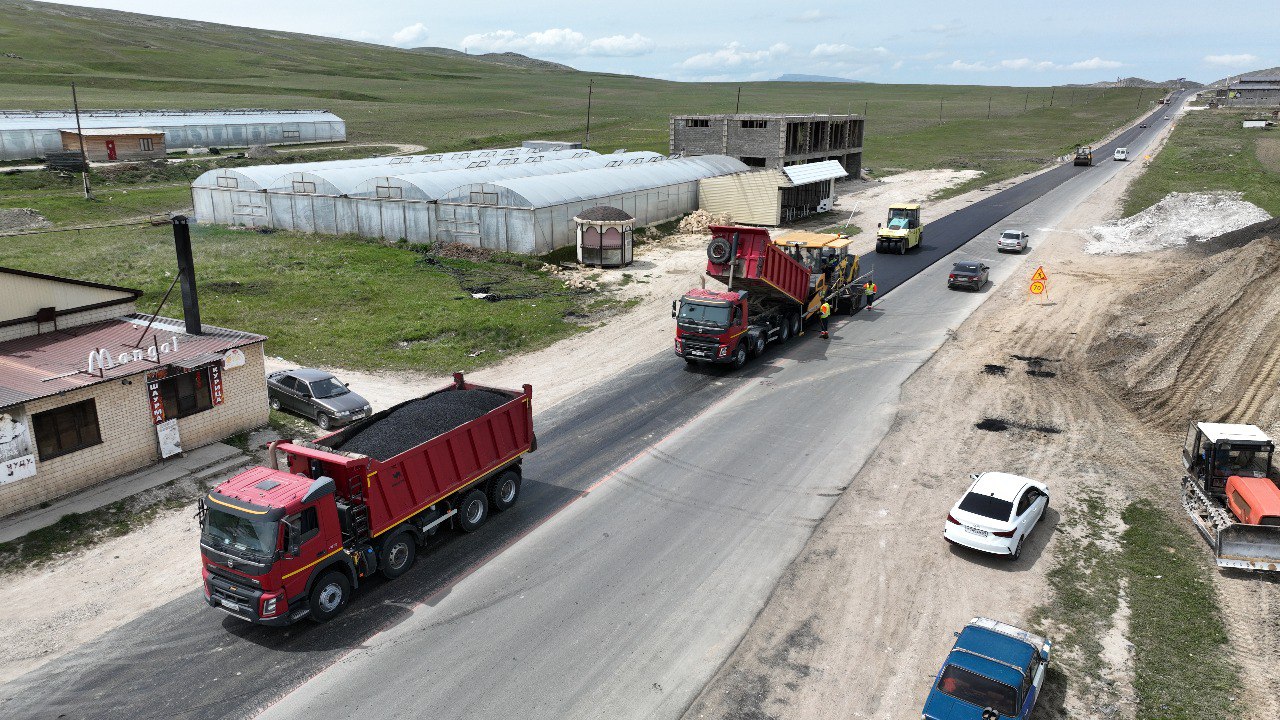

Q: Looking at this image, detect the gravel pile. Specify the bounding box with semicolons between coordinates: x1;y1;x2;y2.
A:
1085;191;1271;255
0;208;50;232
333;388;514;461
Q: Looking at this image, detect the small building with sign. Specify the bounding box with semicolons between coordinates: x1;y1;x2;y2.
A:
0;267;268;518
59;127;167;162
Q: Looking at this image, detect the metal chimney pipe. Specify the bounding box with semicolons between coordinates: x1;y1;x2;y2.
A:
172;216;202;335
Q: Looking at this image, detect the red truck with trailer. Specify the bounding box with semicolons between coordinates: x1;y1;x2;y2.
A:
199;373;534;625
673;225;861;367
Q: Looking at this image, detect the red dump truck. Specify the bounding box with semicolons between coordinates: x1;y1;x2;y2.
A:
673;225;861;367
199;373;534;625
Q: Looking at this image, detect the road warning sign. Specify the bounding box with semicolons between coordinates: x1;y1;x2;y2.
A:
1031;266;1048;282
1030;280;1046;295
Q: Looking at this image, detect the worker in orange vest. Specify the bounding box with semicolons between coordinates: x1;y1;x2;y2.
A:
819;300;832;339
864;281;878;309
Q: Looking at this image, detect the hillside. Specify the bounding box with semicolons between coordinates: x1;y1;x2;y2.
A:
0;0;1148;191
1067;76;1197;89
1211;66;1280;86
775;74;868;84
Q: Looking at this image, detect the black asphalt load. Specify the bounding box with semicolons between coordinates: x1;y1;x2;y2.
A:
334;388;514;461
0;97;1183;720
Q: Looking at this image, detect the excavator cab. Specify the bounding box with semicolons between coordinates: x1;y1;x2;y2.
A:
1183;421;1275;497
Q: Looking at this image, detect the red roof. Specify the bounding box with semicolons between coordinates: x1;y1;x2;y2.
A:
0;314;265;408
683;288;741;303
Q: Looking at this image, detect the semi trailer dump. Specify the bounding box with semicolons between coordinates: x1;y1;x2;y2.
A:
199;373;534;625
673;225;862;367
1181;421;1280;571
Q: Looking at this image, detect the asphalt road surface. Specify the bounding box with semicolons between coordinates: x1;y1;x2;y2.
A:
0;95;1184;720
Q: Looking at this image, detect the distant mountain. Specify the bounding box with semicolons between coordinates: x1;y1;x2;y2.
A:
774;74;868;84
1210;66;1280;87
412;47;576;73
1066;76;1200;89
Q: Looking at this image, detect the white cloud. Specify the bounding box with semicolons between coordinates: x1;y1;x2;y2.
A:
791;10;831;22
1204;53;1260;67
679;42;791;70
460;28;655;57
810;44;890;59
390;22;429;47
946;56;1123;72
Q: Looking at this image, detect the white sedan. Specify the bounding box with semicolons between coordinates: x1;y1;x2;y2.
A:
944;472;1049;560
996;229;1027;253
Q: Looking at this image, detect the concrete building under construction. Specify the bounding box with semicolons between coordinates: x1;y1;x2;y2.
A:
670;113;864;177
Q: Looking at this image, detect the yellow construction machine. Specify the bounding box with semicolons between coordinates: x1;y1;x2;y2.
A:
875;203;923;255
772;231;864;313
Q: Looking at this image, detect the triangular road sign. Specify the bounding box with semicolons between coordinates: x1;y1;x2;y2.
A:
1031;266;1048;282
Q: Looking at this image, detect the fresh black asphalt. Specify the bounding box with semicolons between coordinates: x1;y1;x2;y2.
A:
0;97;1182;720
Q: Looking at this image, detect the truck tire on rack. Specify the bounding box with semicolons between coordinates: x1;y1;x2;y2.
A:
707;237;733;263
379;531;416;579
488;469;521;512
308;571;350;622
457;488;489;532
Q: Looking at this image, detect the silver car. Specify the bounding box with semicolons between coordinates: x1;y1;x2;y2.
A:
266;368;372;430
996;229;1027;253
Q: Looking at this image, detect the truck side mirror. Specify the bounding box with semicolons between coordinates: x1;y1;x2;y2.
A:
671;300;677;318
285;517;301;557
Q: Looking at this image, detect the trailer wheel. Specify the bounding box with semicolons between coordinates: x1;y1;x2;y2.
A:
457;489;489;532
379;532;416;579
308;571;350;622
489;470;521;513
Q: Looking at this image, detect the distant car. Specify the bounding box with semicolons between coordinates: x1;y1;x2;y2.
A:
1113;147;1128;161
1139;122;1148;128
947;261;989;291
944;472;1049;559
266;368;372;430
922;617;1052;720
1164;115;1170;120
996;230;1027;253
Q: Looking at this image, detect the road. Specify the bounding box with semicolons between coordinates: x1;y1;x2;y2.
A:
0;95;1185;720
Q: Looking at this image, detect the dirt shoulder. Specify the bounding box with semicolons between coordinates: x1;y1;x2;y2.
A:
680;126;1274;719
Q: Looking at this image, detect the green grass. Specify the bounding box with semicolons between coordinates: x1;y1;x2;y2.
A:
1120;501;1239;719
0;223;585;373
0;2;1153;194
1122;110;1280;217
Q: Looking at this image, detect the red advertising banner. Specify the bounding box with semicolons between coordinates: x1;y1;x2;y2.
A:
146;372;165;425
210;364;224;406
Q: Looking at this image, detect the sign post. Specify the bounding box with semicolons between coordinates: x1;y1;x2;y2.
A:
1029;266;1049;301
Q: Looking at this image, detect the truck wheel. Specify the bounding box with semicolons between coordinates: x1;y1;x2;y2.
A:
308;571;350;622
779;320;791;343
379;532;417;579
457;488;489;532
790;313;801;337
489;470;521;512
707;237;732;263
731;344;748;369
875;240;884;253
751;334;766;357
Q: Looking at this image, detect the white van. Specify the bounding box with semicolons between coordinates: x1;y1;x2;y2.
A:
1113;147;1128;161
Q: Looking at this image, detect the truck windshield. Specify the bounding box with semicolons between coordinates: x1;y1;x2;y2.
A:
202;508;278;561
679;302;731;328
936;664;1018;716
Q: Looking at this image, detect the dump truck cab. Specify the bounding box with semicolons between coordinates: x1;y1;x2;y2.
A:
1073;145;1093;166
1182;421;1275;498
773;231;862;313
875;203;923;254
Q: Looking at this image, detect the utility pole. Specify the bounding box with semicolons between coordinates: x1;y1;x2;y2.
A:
1049;87;1055;107
1136;88;1144;108
71;82;92;200
939;98;943;124
987;96;992;120
1069;88;1075;105
863;100;868;116
584;79;594;148
735;86;741;114
1024;91;1029;111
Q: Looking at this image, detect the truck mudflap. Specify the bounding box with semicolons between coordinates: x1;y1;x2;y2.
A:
1216;524;1280;571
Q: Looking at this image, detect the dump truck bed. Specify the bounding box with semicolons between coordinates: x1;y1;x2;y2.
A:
706;225;810;304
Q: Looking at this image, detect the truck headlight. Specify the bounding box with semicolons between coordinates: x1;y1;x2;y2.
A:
675;338;683;352
261;592;284;617
263;598;277;615
718;345;728;358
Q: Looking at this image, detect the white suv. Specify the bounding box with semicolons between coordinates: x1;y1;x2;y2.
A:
1113;147;1128;161
996;229;1027;253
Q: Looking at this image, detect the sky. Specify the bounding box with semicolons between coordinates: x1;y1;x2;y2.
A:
40;0;1278;85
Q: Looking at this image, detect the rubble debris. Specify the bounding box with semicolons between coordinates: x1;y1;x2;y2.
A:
1086;192;1271;255
245;144;278;159
677;209;733;234
0;208;50;233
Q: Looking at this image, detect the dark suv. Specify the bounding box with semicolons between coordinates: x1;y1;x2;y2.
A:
266;368;372;430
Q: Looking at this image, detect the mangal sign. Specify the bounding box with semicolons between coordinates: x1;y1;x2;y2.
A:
87;335;182;374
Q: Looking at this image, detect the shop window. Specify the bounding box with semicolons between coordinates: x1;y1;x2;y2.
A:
33;399;102;460
139;138;154;151
160;367;214;420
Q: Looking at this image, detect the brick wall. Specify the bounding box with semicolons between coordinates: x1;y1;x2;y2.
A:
0;342;268;517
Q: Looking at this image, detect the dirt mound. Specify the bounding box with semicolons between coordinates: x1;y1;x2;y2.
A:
245;145;278;159
0;208;50;232
330;388;514;461
1090;230;1280;430
677;209;732;234
1086;192;1271;255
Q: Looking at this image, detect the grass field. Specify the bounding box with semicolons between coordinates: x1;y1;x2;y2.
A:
0;222;587;372
1123;109;1280;217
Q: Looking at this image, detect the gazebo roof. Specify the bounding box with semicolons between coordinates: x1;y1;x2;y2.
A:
575;205;635;222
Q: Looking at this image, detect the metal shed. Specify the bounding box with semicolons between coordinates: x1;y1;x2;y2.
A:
0;109;347;161
698;159;848;226
435;155;749;253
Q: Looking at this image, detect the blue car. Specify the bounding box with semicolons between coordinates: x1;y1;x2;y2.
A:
922;617;1052;720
